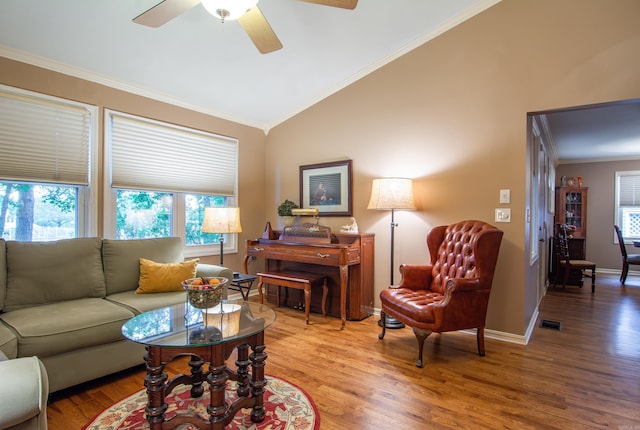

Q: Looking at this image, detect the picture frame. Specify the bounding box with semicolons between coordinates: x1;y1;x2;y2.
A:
300;160;352;216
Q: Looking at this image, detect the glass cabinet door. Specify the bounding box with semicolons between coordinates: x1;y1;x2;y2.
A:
565;191;582;229
555;186;587;238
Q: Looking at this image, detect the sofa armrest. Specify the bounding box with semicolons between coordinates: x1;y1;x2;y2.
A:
0;356;49;429
196;263;233;279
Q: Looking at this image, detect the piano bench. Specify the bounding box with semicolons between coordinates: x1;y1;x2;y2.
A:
256;271;328;324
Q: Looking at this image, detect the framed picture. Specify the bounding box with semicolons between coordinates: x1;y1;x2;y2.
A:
300;160;352;216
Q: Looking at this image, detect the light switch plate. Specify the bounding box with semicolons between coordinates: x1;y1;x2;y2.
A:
495;208;511;223
500;189;511;204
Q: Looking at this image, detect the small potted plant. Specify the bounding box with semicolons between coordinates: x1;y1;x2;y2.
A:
277;199;299;226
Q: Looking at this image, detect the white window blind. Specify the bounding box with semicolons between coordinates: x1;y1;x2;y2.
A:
615;171;640;240
618;173;640;206
0;87;92;185
107;111;238;195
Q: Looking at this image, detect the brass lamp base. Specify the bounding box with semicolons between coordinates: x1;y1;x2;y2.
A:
378;314;405;329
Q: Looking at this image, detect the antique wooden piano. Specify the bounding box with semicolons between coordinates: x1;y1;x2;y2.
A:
243;222;374;329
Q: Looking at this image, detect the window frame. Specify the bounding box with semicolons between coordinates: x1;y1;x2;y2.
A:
614;170;640;244
103;110;239;258
0;85;98;239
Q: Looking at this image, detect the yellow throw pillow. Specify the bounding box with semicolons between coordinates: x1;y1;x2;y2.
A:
136;258;199;294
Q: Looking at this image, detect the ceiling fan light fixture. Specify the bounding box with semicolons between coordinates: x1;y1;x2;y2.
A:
201;0;259;21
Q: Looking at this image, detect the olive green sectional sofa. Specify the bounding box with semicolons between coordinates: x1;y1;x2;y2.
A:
0;236;232;393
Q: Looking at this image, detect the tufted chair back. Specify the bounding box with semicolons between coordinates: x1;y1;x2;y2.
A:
378;219;503;368
428;220;502;295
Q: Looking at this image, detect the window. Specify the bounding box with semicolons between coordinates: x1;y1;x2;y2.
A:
104;110;238;257
615;171;640;242
0;85;97;241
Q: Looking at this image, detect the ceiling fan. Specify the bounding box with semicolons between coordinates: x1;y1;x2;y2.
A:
133;0;358;54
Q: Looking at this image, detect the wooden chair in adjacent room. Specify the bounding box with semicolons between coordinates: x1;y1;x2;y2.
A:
378;220;504;368
613;225;640;285
553;224;596;293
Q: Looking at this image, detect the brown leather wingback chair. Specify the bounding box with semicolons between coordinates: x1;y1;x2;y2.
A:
379;220;503;368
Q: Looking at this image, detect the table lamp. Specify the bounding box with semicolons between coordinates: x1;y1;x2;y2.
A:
368;178;416;328
202;207;242;265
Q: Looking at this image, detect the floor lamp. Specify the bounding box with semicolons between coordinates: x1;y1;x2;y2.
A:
368;178;416;329
201;207;243;266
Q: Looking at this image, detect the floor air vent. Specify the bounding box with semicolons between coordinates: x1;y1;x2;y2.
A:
540;319;562;330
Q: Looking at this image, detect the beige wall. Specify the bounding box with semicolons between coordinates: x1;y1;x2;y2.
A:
0;57;267;272
266;0;640;336
2;0;640;338
557;160;640;271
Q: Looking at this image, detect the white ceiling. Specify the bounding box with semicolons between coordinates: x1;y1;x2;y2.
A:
0;0;499;132
541;100;640;164
2;0;637;159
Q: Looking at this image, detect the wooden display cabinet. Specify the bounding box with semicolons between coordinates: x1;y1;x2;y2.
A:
553;186;588;286
555;186;588;239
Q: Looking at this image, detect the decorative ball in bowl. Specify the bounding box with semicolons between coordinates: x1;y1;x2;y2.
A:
182;277;228;309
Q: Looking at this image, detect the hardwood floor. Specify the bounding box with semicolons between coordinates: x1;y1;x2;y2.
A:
47;273;640;429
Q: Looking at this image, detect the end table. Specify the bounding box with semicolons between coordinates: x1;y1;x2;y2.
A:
229;272;258;300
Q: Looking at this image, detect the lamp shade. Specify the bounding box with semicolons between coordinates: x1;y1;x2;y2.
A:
367;178;416;210
201;0;258;20
202;207;243;234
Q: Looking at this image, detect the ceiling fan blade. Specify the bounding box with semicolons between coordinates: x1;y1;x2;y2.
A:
297;0;358;10
133;0;201;27
238;7;283;54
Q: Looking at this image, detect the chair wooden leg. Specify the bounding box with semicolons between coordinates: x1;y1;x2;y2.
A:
303;286;311;324
621;263;629;284
412;328;432;368
477;327;486;356
591;268;596;293
378;311;387;339
562;266;570;288
257;278;264;304
552;267;561;288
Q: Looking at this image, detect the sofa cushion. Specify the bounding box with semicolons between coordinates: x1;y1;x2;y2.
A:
136;258;199;294
102;237;184;295
0;238;6;311
4;238;105;313
0;322;17;359
106;263;233;314
106;290;186;314
0;298;135;358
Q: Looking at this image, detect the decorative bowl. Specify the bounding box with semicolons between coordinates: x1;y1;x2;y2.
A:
182;277;228;309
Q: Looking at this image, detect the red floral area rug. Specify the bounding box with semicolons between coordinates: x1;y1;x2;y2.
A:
82;376;320;430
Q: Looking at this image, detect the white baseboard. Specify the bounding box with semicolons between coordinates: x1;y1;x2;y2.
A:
372;308;529;345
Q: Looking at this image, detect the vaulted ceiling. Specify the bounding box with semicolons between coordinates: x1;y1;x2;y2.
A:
0;0;498;132
1;0;638;159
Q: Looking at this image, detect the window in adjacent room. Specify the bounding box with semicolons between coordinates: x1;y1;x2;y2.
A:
0;85;98;241
104;110;238;257
615;170;640;242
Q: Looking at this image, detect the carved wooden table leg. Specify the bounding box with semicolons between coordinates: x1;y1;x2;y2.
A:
207;345;228;429
249;332;267;423
235;343;250;398
188;354;205;398
144;346;168;430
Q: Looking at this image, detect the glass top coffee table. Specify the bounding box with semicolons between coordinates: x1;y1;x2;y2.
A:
122;300;276;430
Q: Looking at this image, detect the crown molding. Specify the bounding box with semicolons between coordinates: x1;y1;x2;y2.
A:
0;46;268;132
